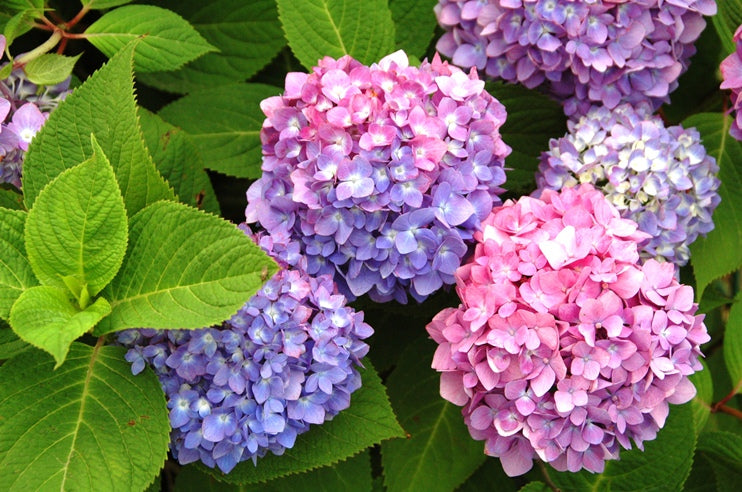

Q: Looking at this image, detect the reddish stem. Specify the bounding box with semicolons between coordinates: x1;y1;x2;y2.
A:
65;6;90;30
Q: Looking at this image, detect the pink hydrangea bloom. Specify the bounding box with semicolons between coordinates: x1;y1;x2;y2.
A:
721;25;742;140
426;184;709;476
246;50;510;303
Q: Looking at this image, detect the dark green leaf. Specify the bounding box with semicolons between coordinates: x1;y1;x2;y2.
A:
0;343;170;491
389;0;438;58
713;0;742;55
0;189;23;210
689;359;713;431
455;461;519;492
723;299;742;394
381;337;486;492
0;208;36;320
696;431;742;468
0;322;28;360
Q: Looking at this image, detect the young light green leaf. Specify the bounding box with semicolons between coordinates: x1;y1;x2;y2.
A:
389;0;438;58
177;451;372;492
0;208;36;320
2;9;35;46
545;403;696;491
0;343;170;491
0;322;29;360
23;53;81;86
206;362;404;484
95;200;277;334
22;41;174;216
487;82;567;195
83;0;134;9
137;0;285;94
723;300;742;395
685;113;742;299
85;5;216;73
138;109;220;214
381;337;486;492
276;0;396;69
159;83;280;178
9;286;110;367
25;136;128;296
713;0;742;55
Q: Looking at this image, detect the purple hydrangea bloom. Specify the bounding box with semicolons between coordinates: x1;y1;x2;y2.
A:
536;103;720;266
118;233;373;473
0;35;71;187
246;50;511;304
435;0;717;117
427;184;710;476
721;24;742;140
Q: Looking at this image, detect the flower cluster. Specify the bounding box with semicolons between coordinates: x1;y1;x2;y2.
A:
0;36;70;187
119;235;373;473
434;0;717;117
246;50;510;304
721;24;742;140
535;103;720;266
426;184;709;476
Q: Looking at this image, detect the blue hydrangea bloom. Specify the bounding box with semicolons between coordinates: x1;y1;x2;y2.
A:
536;103;720;266
119;235;373;473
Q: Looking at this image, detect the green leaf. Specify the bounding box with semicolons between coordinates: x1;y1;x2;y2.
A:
138;109;220;214
487;82;567;195
9;286;110;367
0;323;28;360
0;208;36;320
83;0;134;9
713;0;742;55
23;53;81;85
544;403;696;491
389;0;438;58
85;5;216;73
159;83;280;178
689;359;713;431
95;200;277;334
276;0;396;69
177;451;372;491
2;9;35;46
206;362;404;484
0;0;42;16
22;40;174;216
518;484;551;492
685;113;742;299
696;431;742;468
24;136;128;297
381;337;486;492
0;343;169;491
0;188;24;210
723;300;742;395
137;0;285;94
455;461;519;492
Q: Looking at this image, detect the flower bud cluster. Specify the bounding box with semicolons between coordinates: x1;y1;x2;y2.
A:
721;24;742;140
119;235;373;473
426;184;709;476
434;0;716;117
246;50;510;303
536;103;720;266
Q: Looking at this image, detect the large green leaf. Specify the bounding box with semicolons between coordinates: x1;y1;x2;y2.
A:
276;0;396;69
723;300;742;395
9;286;110;367
381;337;485;492
85;5;216;73
685;113;742;299
0;208;36;320
205;362;404;484
713;0;742;55
95;200;277;334
389;0;438;58
544;403;696;491
22;41;174;216
159;83;280;178
138;109;220;214
176;451;372;491
696;431;742;468
0;322;28;360
83;0;133;9
689;359;713;431
24;137;128;297
0;343;170;491
487;82;567;196
137;0;285;94
455;461;519;492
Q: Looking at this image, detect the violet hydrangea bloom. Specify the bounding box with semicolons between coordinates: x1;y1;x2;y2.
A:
536;103;720;266
435;0;717;117
119;232;373;473
0;35;71;187
426;184;709;476
720;24;742;140
246;50;510;303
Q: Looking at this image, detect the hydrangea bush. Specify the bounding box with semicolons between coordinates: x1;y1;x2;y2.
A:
0;1;739;492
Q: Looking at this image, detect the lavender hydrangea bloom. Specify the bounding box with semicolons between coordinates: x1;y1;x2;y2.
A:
246;50;510;304
0;36;71;187
721;25;742;140
435;0;717;117
536;103;720;266
119;234;372;473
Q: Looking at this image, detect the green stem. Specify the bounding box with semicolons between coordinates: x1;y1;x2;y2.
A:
14;29;63;67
